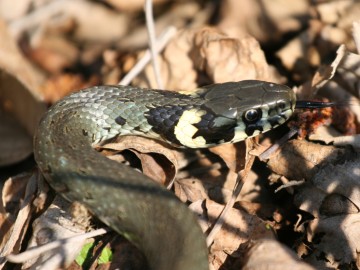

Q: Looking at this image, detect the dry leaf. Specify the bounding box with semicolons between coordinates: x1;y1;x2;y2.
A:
0;173;37;267
99;136;185;187
243;239;315;270
267;140;349;181
21;197;86;270
191;27;274;83
174;178;209;203
202;199;274;253
307;214;360;267
0;19;46;136
208;142;246;173
135;27;277;90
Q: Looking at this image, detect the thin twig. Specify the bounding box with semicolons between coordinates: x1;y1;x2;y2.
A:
119;26;177;86
275;177;305;193
259;127;299;160
145;0;163;89
353;21;360;55
206;141;256;247
7;228;109;263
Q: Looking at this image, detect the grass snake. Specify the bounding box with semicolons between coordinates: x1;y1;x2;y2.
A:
34;80;297;270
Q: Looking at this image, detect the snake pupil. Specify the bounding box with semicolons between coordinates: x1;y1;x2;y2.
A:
277;100;286;110
244;109;260;122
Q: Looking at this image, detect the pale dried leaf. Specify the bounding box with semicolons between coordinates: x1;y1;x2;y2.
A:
243;239;315;270
312;160;360;210
22;196;86;270
316;1;353;25
307;214;360;266
0;173;37;267
192;28;274;83
276;22;322;75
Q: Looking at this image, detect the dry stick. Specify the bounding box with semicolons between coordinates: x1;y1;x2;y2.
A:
119;26;177;86
9;0;66;38
259;127;299;161
145;0;164;89
353;21;360;55
206;144;256;247
7;228;109;263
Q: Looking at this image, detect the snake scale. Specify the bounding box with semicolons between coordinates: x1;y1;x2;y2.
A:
34;80;296;270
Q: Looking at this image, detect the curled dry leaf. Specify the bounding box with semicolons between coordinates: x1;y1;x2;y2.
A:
135;27;277;90
98;136;185;187
0;173;37;267
191;27;274;83
242;239;315;270
0;173;30;249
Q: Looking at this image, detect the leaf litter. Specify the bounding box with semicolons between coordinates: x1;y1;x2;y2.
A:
0;0;360;269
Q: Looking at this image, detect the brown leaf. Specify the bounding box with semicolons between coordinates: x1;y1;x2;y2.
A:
98;136;184;187
209;142;246;172
267;140;349;181
135;27;277;90
201;199;274;253
0;19;47;137
174;178;209;203
191;27;274;83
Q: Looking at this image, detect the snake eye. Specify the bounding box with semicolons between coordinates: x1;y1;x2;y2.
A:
244;109;261;122
278;100;287;110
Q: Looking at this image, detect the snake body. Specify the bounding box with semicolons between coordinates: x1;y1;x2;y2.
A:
34;80;295;270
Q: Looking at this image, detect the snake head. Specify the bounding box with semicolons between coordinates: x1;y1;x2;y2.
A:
200;80;296;143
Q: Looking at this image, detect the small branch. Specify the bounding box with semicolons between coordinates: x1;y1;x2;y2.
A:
206;141;256;247
353;21;360;55
275;177;305;193
119;26;176;86
145;0;163;89
259;127;298;160
7;228;109;263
